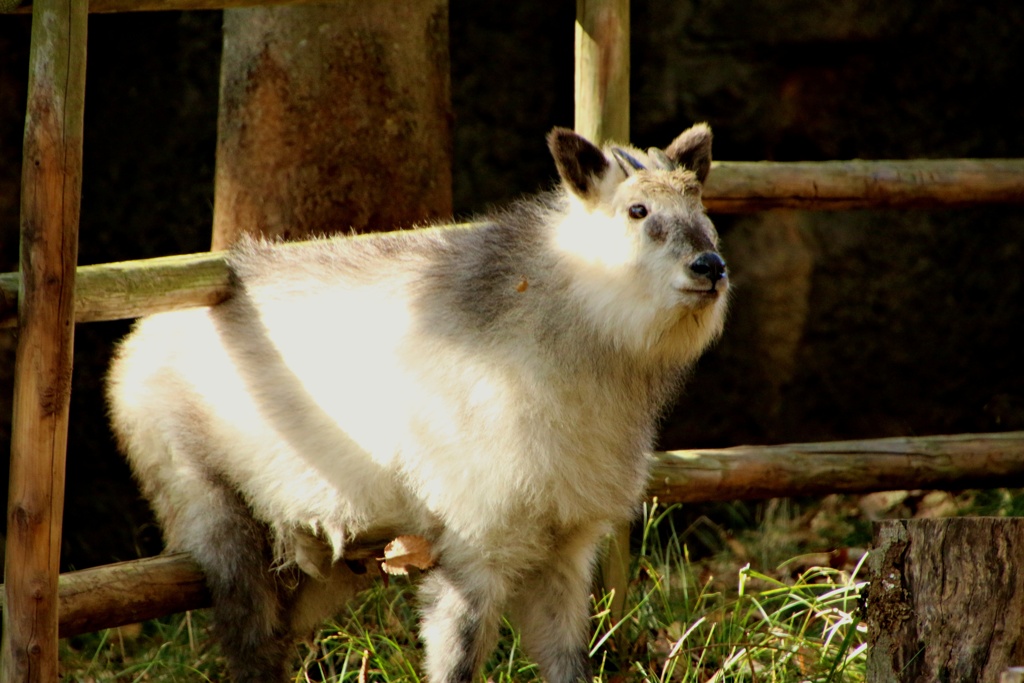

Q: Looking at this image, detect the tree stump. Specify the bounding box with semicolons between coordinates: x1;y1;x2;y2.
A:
867;518;1024;682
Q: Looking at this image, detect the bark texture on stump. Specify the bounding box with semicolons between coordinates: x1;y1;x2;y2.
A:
212;0;452;249
868;518;1024;683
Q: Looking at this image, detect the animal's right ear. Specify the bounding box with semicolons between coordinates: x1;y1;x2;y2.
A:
547;127;611;200
665;123;713;184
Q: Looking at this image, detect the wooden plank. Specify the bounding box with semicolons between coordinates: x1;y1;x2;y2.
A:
1;157;1019;326
649;431;1024;503
0;226;476;328
0;157;1017;324
0;535;394;639
705;158;1024;212
2;0;327;14
0;251;231;328
0;0;87;680
71;251;231;323
0;253;225;327
0;154;1015;327
55;554;210;638
4;431;1023;638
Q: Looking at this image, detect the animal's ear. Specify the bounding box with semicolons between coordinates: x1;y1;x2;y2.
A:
665;123;713;184
547;127;611;200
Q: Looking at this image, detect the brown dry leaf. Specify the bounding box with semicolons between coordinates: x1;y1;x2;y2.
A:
380;534;435;575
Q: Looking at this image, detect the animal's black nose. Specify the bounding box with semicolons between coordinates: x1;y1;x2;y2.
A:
690;252;726;283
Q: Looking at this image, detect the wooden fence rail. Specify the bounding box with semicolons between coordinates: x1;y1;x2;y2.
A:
1;430;1021;638
1;157;1023;328
650;431;1024;503
2;0;324;13
703;159;1024;212
0;251;230;328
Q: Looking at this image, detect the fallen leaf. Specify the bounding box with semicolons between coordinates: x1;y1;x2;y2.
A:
380;535;435;575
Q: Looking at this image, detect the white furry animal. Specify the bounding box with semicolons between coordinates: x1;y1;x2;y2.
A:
107;124;728;683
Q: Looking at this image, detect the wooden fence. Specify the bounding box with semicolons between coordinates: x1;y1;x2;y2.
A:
22;430;1024;639
1;0;1023;680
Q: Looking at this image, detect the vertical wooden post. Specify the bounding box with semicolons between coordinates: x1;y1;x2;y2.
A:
575;0;629;144
1;0;86;681
576;0;631;621
212;0;452;248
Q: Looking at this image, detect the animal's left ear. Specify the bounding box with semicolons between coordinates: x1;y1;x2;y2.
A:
665;123;713;184
547;127;611;200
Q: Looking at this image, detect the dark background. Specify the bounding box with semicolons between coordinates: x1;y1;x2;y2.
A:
1;0;1023;570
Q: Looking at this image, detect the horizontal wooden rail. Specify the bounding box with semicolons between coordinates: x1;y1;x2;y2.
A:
649;430;1024;503
0;158;1021;327
1;0;326;13
704;158;1024;212
0;430;1018;637
21;534;394;638
55;554;210;638
0;251;230;328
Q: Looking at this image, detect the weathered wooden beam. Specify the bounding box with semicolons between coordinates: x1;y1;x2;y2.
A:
48;534;395;638
575;0;629;144
0;156;1022;327
576;0;632;620
0;251;229;328
1;0;87;680
649;431;1024;503
0;227;479;328
2;431;1022;638
2;0;327;14
705;158;1024;212
55;554;210;638
1;251;230;328
1;536;394;639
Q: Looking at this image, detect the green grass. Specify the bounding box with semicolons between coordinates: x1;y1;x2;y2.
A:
60;501;868;682
60;611;219;682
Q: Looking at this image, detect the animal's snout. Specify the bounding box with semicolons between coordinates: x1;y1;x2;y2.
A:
689;252;726;285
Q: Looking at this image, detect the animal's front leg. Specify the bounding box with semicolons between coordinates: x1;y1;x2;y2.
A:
418;565;506;683
510;529;605;683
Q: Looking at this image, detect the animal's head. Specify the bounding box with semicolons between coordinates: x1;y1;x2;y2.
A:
546;124;728;360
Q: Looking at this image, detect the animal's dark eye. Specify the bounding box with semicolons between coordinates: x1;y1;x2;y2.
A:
628;204;648;220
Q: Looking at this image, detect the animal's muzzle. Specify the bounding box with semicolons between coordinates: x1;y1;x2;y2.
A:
689;252;727;286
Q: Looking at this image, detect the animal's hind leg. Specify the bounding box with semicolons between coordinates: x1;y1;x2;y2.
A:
155;468;293;683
